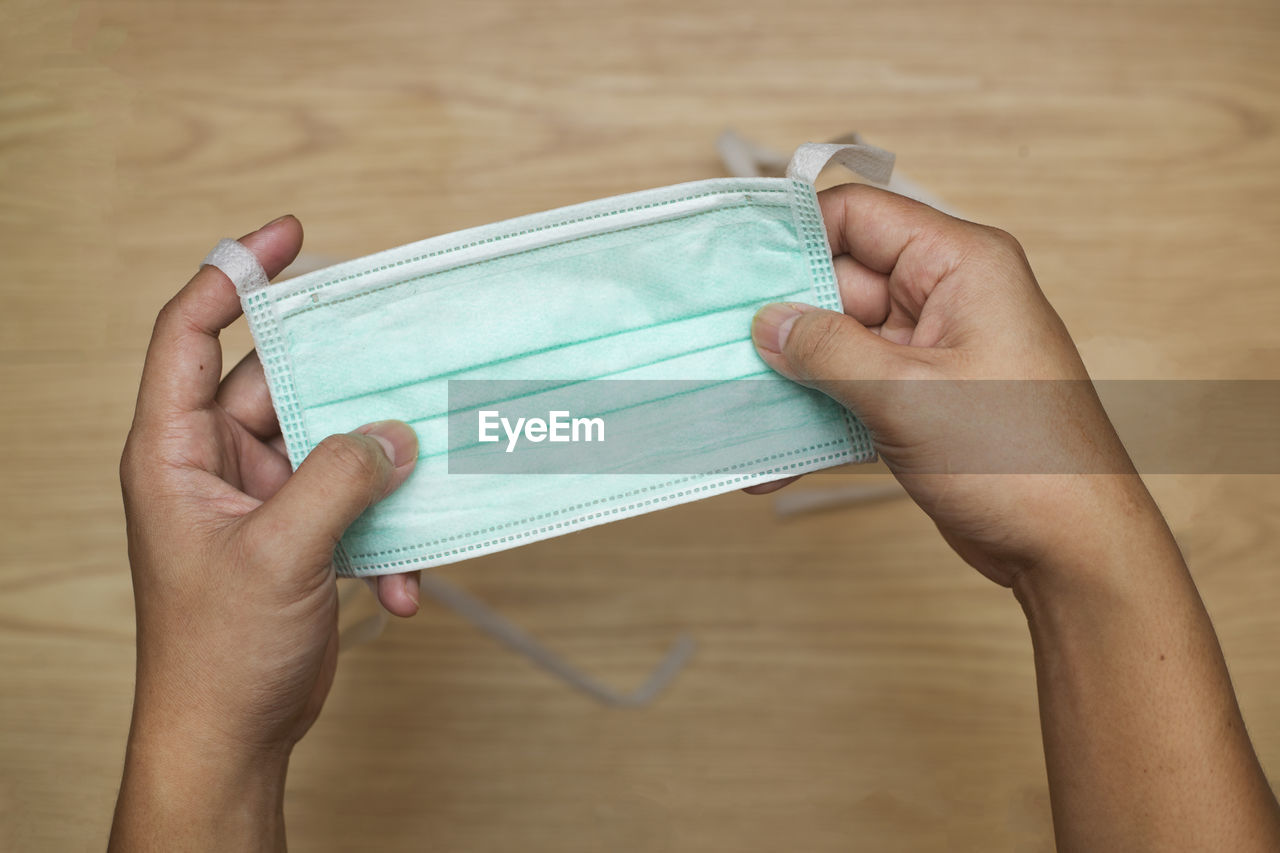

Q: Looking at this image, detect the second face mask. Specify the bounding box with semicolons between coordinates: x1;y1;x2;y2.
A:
218;142;893;576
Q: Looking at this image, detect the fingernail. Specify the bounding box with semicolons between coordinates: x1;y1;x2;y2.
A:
404;574;420;610
752;302;814;354
262;214;294;229
354;420;418;468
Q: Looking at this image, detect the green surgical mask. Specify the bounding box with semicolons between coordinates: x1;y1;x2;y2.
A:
204;141;894;703
207;141;891;576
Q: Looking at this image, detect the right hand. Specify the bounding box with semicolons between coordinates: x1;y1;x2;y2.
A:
750;183;1157;588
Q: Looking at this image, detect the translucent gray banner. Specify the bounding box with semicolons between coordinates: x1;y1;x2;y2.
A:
446;379;1279;475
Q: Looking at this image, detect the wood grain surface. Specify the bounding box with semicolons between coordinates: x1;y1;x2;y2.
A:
2;0;1278;850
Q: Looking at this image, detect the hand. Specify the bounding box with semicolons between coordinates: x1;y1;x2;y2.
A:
111;216;419;851
749;184;1152;586
749;185;1280;853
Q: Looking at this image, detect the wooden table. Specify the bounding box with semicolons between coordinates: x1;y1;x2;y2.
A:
2;0;1277;849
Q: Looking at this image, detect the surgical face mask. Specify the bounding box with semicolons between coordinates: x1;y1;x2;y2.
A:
205;141;892;578
203;140;894;705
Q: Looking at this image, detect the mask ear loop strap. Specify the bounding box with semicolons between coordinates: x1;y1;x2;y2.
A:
819;132;958;215
716;131;896;187
203;238;269;294
337;579;391;651
417;572;696;707
335;563;696;707
717;129;961;217
785;138;896;185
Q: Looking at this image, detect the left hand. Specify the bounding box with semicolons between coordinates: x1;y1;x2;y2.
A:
111;215;420;850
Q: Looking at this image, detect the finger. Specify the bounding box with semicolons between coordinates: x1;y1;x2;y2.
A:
754;303;888;382
234;428;293;502
136;215;303;425
751;301;933;427
742;476;802;495
820;185;995;332
818;183;970;275
833;254;890;327
376;572;421;618
216;350;279;440
242;421;418;569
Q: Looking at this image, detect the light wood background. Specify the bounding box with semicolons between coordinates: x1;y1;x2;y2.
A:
2;0;1278;850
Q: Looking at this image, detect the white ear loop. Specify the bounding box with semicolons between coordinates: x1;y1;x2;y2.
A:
717;128;961;217
202;238;270;294
785;140;896;185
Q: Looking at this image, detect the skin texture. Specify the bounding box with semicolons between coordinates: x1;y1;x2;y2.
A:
110;192;1280;850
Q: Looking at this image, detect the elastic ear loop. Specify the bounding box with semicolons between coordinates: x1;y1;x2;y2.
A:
203;238;269;294
785;139;896;185
717;128;959;216
340;573;694;707
417;573;696;707
342;574;693;707
203;237;695;706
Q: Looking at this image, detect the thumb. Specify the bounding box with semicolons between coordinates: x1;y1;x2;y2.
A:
246;420;418;567
751;302;901;400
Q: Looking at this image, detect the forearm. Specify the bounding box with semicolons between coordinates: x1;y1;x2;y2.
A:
1014;480;1280;852
109;707;290;853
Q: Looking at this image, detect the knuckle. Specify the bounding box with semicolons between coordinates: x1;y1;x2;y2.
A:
154;296;182;332
118;440;136;486
925;226;972;259
118;427;152;493
981;225;1027;261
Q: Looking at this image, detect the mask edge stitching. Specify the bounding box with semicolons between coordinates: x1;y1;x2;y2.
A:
791;179;878;460
339;444;865;574
274;181;789;302
278;197;790;321
243;293;313;470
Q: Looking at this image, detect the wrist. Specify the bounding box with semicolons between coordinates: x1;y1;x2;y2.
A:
1010;475;1186;621
110;705;290;852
